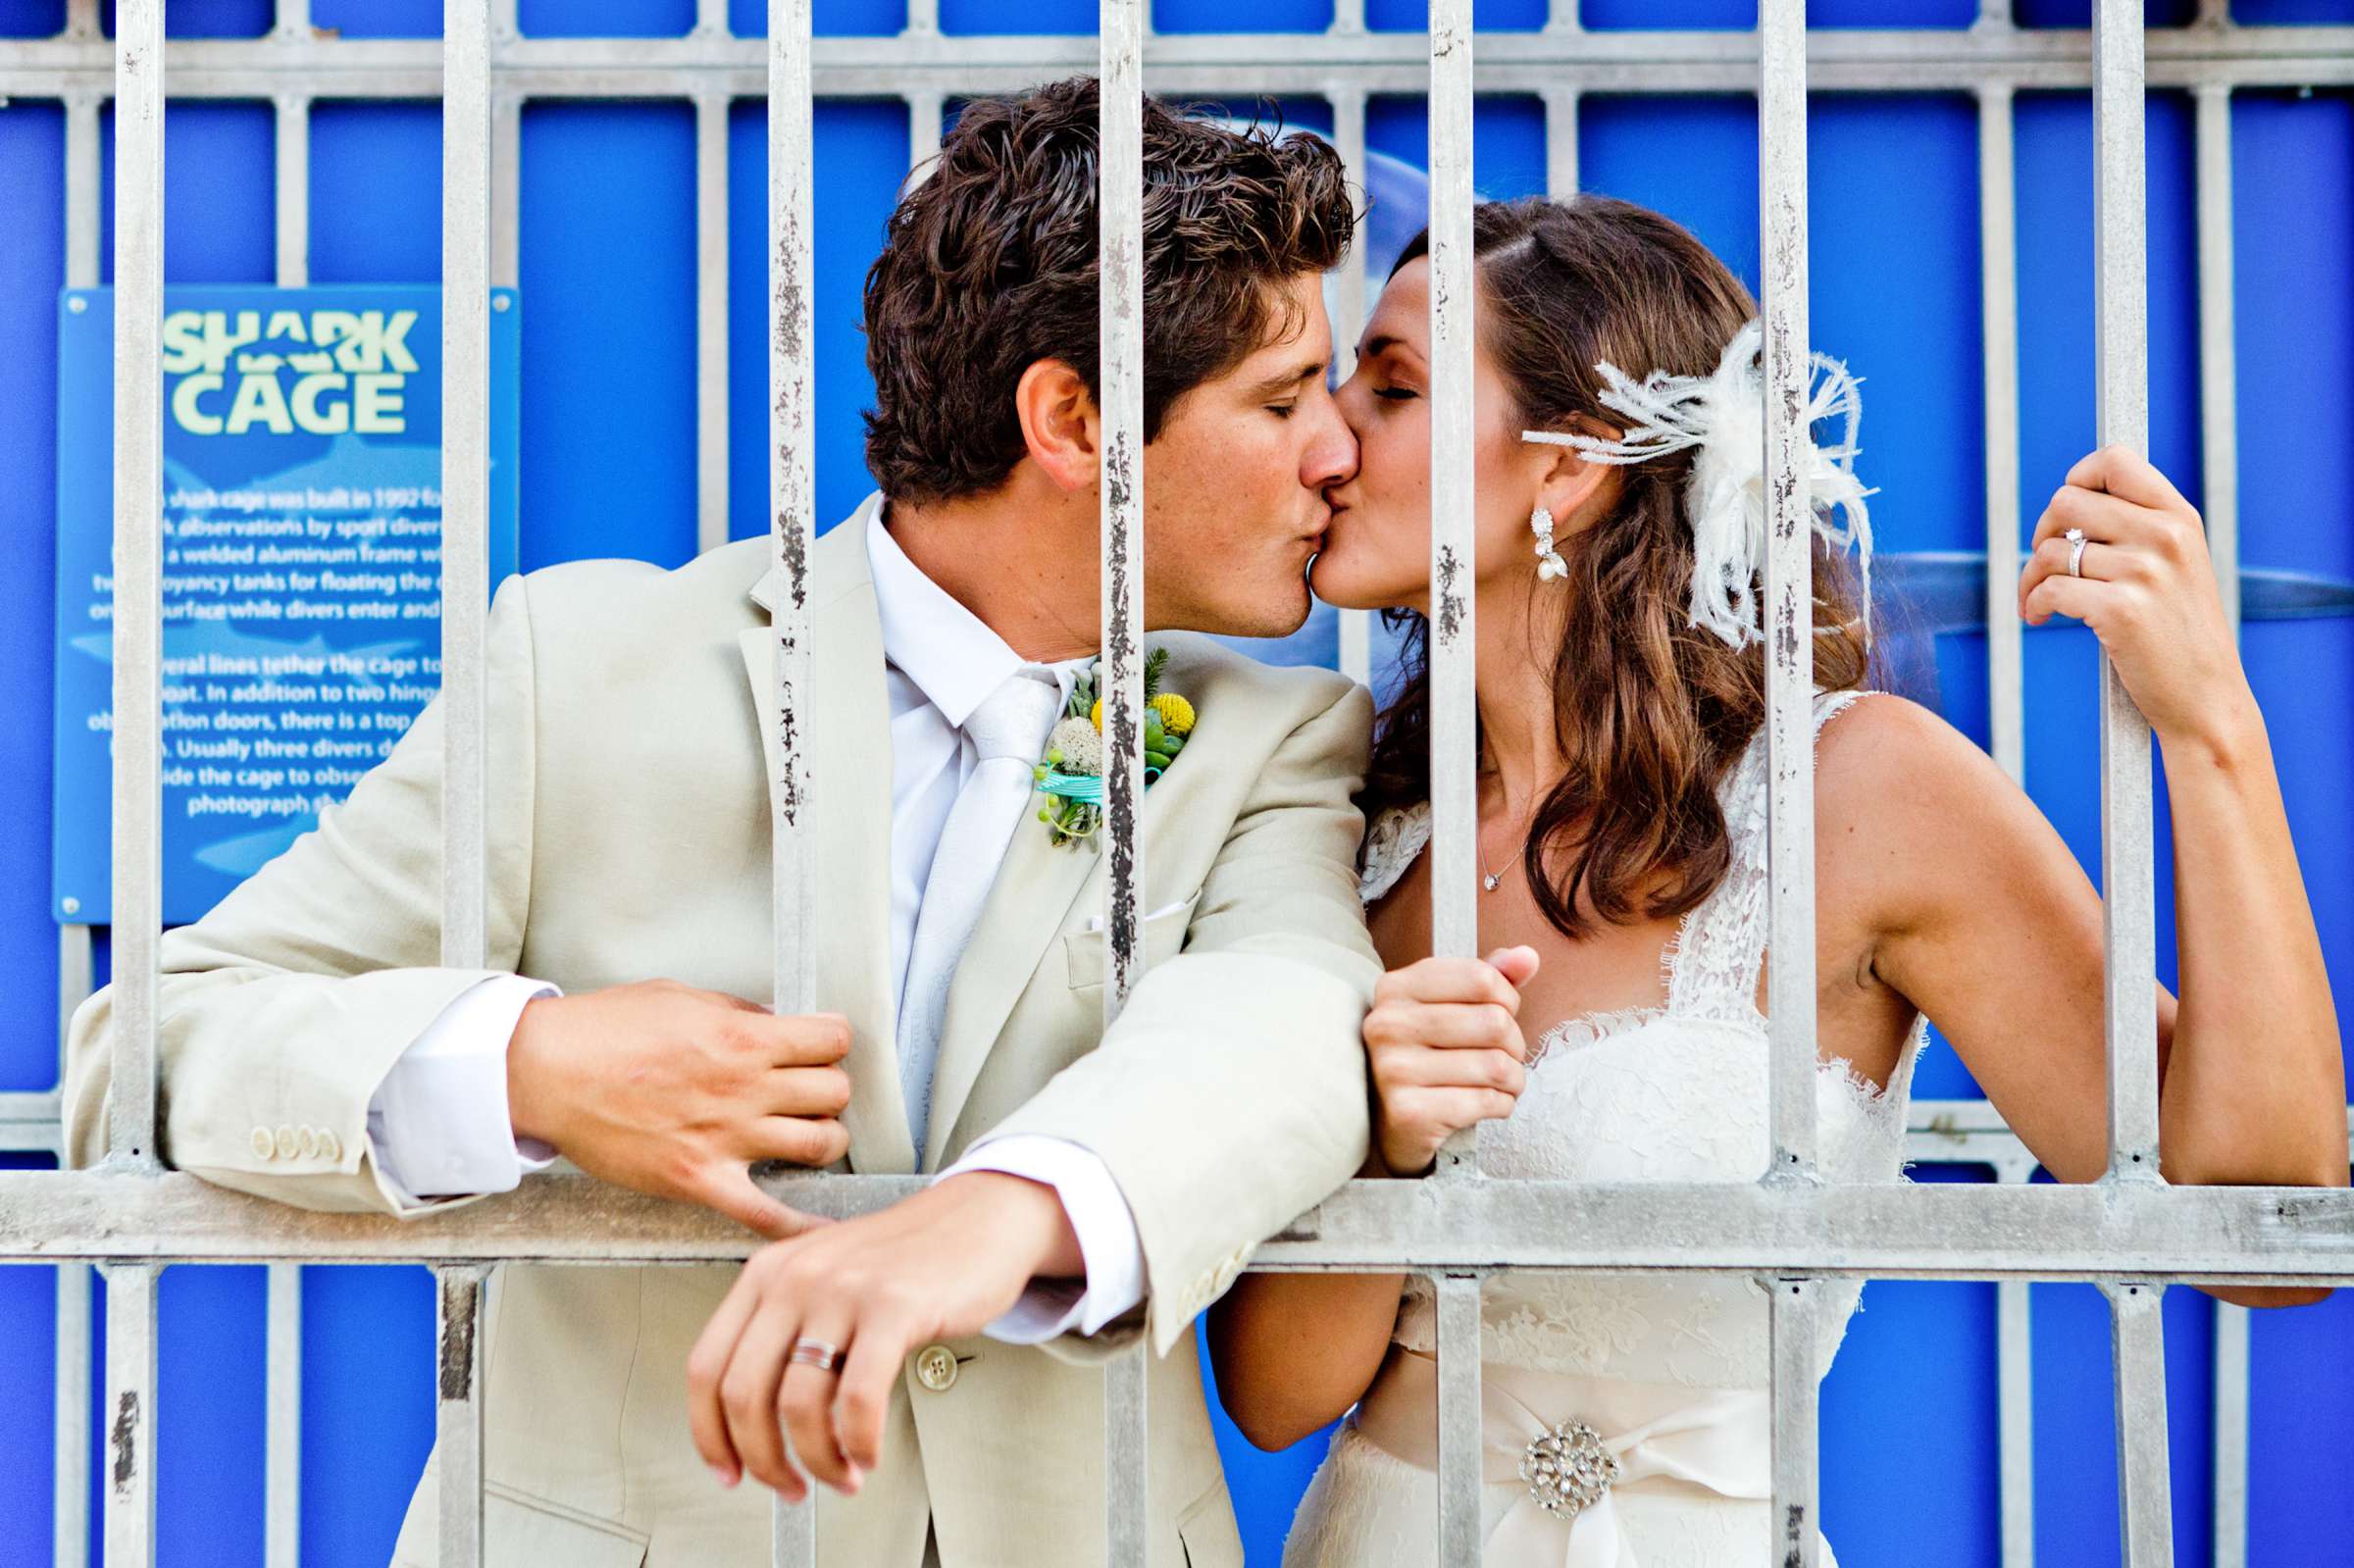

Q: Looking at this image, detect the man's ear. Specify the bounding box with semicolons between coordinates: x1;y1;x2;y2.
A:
1014;358;1101;492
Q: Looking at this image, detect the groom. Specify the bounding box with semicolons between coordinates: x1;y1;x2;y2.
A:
65;76;1375;1567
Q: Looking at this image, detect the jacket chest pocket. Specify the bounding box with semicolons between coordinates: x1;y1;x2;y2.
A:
1062;890;1200;991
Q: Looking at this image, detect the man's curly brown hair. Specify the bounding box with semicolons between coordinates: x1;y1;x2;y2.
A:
861;76;1356;504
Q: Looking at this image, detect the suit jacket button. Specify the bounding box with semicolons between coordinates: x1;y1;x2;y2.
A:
297;1127;320;1159
320;1129;342;1163
913;1344;958;1392
250;1127;276;1160
273;1125;301;1160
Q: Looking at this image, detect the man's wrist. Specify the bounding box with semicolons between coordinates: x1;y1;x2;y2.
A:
936;1170;1084;1280
504;995;562;1148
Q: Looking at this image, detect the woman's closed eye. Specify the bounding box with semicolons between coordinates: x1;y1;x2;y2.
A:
1374;386;1417;403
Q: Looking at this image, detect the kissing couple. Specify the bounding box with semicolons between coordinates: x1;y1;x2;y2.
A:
68;73;2343;1568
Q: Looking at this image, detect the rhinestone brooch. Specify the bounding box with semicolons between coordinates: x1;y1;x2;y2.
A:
1517;1419;1622;1521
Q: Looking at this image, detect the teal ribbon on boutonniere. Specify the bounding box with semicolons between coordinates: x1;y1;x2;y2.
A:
1032;647;1198;847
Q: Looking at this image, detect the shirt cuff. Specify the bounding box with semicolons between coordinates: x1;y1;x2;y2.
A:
938;1137;1146;1344
366;974;561;1202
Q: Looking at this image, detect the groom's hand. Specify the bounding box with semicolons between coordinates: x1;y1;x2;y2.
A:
685;1171;1083;1500
504;980;852;1239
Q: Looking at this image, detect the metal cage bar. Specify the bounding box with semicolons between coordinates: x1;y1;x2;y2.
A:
2092;0;2164;1189
1327;85;1372;689
1434;1272;1485;1568
1978;80;2025;786
2106;1280;2175;1567
1098;3;1152;1559
441;0;493;981
1758;0;1820;1189
100;1264;160;1568
1767;1277;1823;1568
434;1268;490;1568
1424;0;1477;1176
107;0;163;1181
765;0;821;1558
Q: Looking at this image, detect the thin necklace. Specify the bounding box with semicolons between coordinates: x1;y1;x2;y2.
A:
1478;819;1522;892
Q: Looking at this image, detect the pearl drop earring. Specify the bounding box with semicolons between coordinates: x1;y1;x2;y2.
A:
1531;506;1567;582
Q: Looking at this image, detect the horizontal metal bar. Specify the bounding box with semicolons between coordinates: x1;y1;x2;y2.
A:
3;26;2351;99
9;1169;2354;1282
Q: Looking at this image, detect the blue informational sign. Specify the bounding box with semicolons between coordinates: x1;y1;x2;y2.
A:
51;285;520;926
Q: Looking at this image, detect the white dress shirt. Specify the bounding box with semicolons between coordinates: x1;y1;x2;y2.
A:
364;502;1149;1344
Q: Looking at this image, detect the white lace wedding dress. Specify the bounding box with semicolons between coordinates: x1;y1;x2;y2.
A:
1280;690;1927;1567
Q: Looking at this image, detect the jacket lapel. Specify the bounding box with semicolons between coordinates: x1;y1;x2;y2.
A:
740;509;916;1176
921;793;1104;1171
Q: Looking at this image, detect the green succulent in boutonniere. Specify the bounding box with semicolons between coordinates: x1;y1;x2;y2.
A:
1033;646;1198;848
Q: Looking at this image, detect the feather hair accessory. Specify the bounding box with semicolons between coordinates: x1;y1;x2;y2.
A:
1521;318;1875;650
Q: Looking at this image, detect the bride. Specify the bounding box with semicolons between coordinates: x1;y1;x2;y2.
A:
1207;194;2347;1566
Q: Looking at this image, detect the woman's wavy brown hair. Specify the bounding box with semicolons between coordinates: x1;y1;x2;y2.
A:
1362;195;1870;941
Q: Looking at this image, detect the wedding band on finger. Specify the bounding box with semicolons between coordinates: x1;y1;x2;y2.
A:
789;1337;844;1374
2064;527;2089;579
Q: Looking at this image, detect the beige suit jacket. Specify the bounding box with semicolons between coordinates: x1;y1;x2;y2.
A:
64;502;1381;1568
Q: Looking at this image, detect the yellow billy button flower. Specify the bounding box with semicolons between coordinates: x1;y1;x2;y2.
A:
1090;697;1102;733
1149;692;1196;736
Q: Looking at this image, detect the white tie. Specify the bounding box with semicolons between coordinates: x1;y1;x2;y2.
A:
896;667;1067;1158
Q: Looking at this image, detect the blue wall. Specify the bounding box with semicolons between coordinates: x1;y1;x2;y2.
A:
3;1;2352;1563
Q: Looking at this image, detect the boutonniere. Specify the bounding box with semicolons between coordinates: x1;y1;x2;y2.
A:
1033;646;1197;847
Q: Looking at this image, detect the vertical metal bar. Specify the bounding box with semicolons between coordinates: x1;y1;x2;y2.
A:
905;91;946;181
1425;0;1479;1176
1758;0;1819;1184
1978;82;2025;785
109;0;164;1175
1434;1273;1484;1568
767;0;820;1554
1098;11;1151;1564
1543;87;1577;199
697;91;733;557
1767;1277;1823;1568
443;0;493;975
1996;1162;2037;1568
697;0;729;35
2092;0;2162;1186
267;93;312;1568
265;1264;303;1568
1327;86;1372;689
66;90;100;288
491;93;523;291
904;0;940;40
2105;1280;2175;1568
273;0;313;39
56;1262;92;1568
2211;1302;2249;1568
434;1268;489;1568
2195;84;2247;1568
274;95;310;288
1330;0;1362;38
55;928;94;1568
2193;83;2239;634
100;1264;159;1568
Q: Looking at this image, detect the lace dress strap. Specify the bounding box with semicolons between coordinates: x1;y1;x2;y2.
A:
1664;689;1879;1020
1358;801;1434;905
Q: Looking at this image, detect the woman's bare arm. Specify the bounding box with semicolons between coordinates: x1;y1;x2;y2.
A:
1834;450;2343;1307
1206;951;1538;1449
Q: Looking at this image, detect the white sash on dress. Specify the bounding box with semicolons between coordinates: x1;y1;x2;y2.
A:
1350;1345;1772;1567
